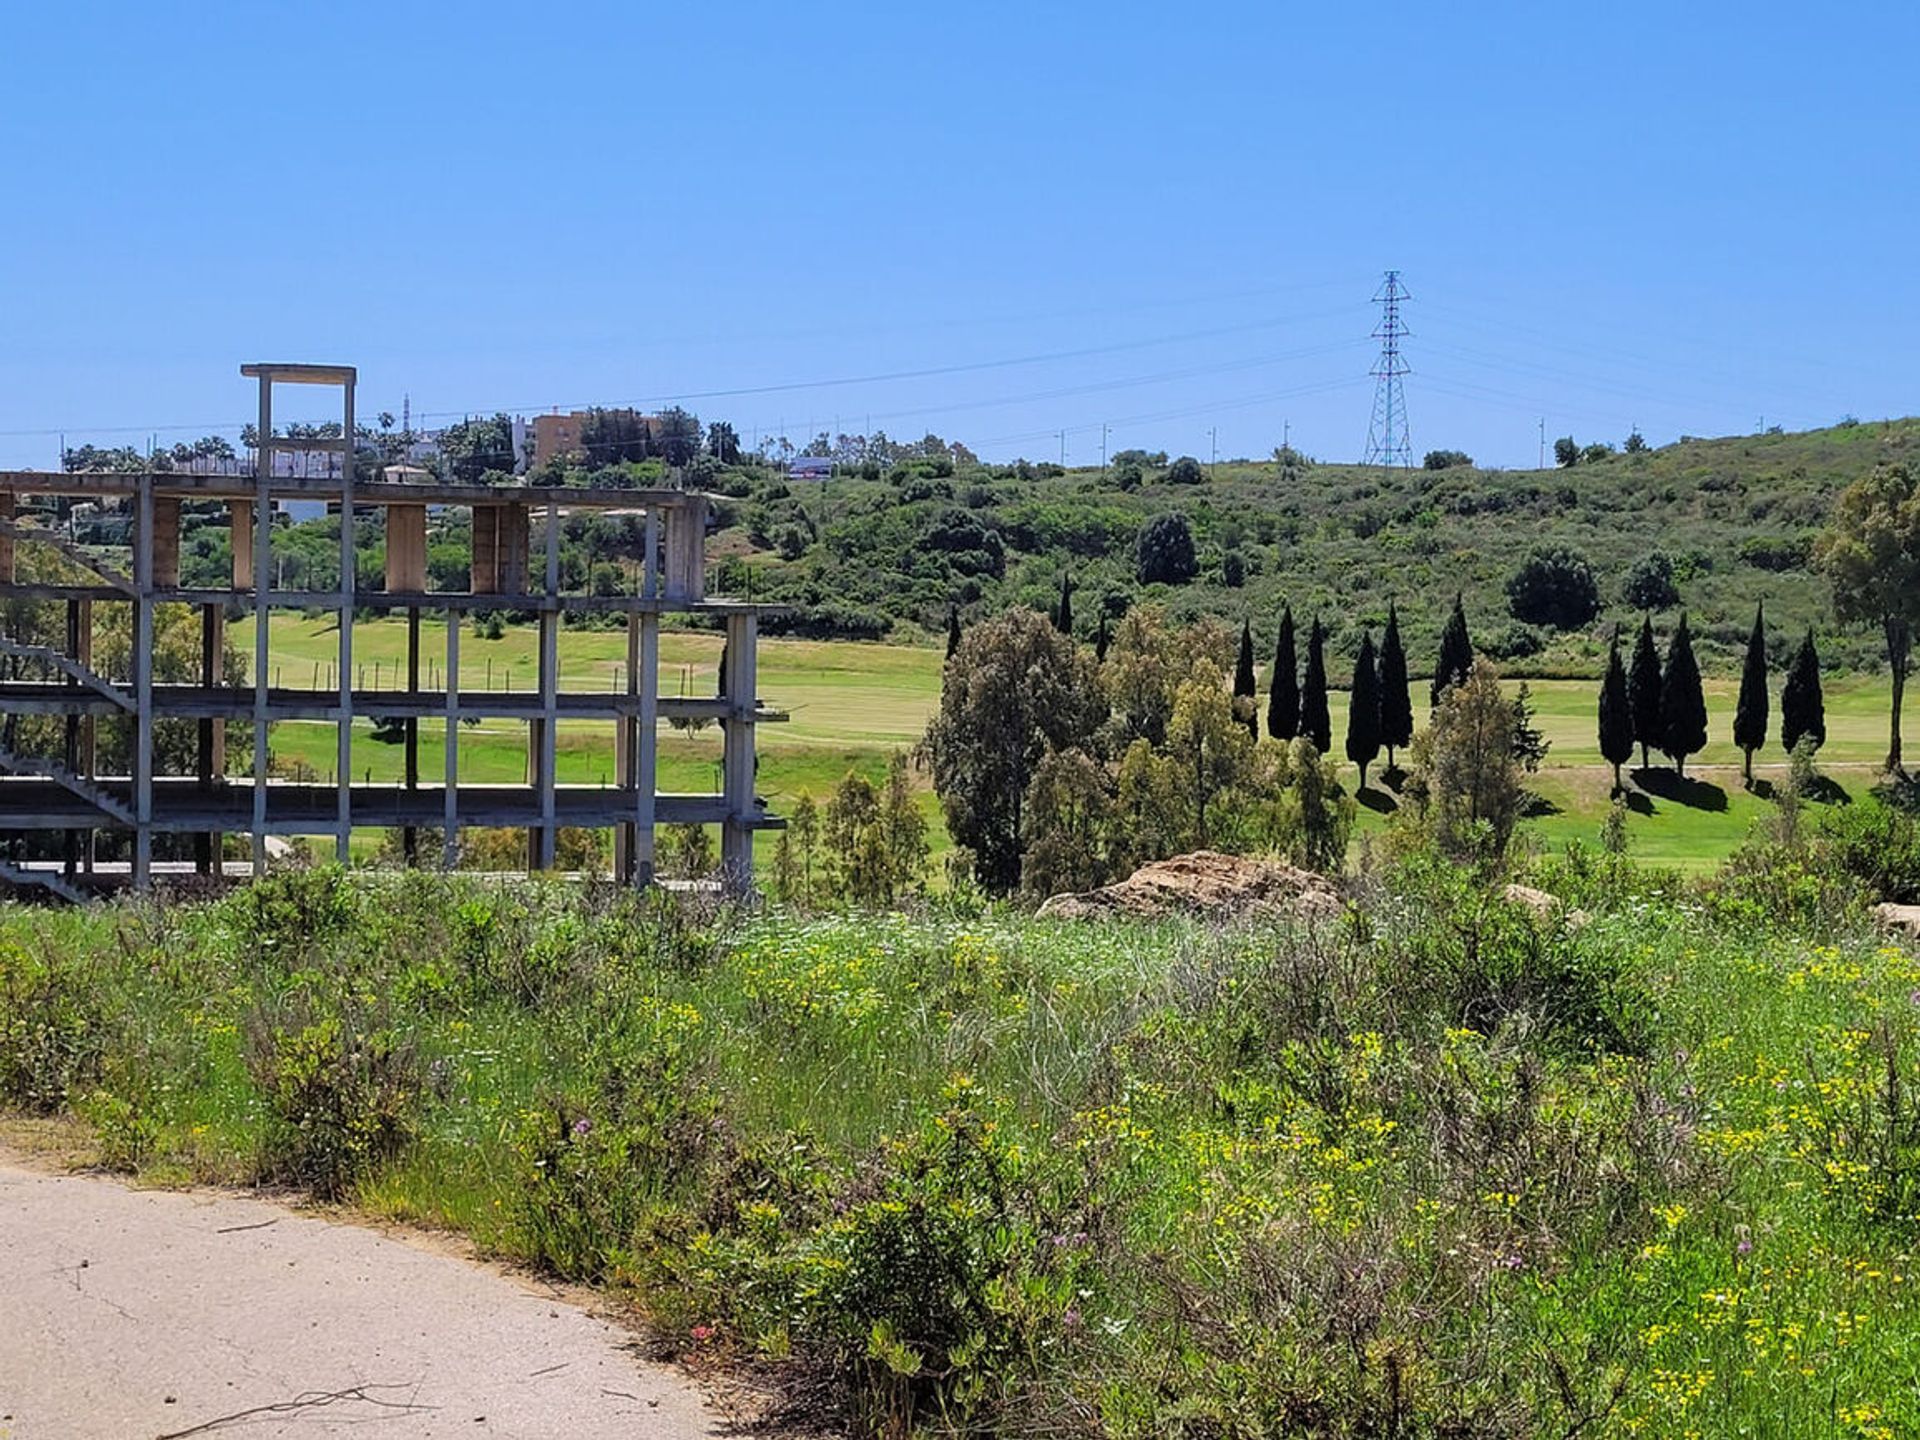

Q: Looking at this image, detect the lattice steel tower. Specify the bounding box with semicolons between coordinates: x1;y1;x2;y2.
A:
1363;270;1413;466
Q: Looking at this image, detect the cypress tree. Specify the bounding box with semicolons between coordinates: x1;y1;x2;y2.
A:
1733;602;1770;785
1627;614;1664;770
1378;601;1413;770
946;604;961;659
1267;604;1299;740
1345;630;1382;788
1597;630;1633;792
1660;613;1708;775
1233;619;1258;737
1301;615;1332;754
1782;629;1827;754
1094;611;1109;664
1431;593;1473;709
1052;572;1074;635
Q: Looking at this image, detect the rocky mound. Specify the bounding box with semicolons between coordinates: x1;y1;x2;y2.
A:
1036;850;1342;922
1877;903;1920;940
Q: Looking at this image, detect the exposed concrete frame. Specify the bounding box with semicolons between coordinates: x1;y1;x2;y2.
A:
0;361;786;901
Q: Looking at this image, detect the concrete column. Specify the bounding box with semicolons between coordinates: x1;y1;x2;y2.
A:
444;613;460;870
634;611;659;885
230;500;253;590
132;477;154;888
0;491;13;585
196;604;224;874
403;607;421;865
533;500;559;870
336;380;354;864
720;611;757;888
385;503;427;593
614;612;639;880
252;380;272;874
152;496;181;588
500;504;530;594
77;598;95;874
663;499;707;602
471;505;499;593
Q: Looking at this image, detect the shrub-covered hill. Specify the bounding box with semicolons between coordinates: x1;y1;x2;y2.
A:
715;416;1920;677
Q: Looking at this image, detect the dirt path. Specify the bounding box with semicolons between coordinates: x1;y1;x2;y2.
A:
0;1155;721;1438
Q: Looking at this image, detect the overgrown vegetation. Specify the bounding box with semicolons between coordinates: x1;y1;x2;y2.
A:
5;839;1920;1437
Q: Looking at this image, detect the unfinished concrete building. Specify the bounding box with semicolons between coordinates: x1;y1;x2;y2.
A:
0;363;784;901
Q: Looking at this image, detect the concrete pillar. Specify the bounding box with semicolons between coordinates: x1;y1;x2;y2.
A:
385;503;427;593
132;478;154;888
0;491;14;585
634;612;659;885
152;496;181;588
197;605;224;874
720;611;757;888
336;379;355;864
230;500;253;590
471;505;499;593
444;613;460;870
663;498;707;602
500;503;530;594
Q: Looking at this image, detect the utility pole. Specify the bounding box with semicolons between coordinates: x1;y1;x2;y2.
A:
1058;430;1066;468
1538;418;1546;471
1100;423;1110;474
1362;270;1413;467
1208;427;1218;479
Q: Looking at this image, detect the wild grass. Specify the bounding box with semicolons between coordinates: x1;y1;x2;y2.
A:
5;845;1920;1436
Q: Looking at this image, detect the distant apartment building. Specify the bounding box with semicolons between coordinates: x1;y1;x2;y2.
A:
529;408;657;468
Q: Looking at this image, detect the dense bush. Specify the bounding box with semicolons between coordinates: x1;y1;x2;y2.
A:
1818;797;1920;903
1505;547;1602;630
0;940;103;1113
1622;550;1681;609
1135;511;1198;585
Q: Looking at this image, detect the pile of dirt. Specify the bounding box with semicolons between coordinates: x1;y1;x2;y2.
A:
1036;850;1342;922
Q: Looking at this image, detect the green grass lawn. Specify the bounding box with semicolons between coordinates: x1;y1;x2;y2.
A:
243;614;1902;873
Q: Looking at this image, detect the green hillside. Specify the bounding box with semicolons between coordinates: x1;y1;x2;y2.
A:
717;416;1920;678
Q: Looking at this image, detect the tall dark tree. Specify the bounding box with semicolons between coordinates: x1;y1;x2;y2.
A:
1052;572;1075;636
1733;602;1770;785
1627;614;1664;769
1660;613;1708;775
946;604;962;660
1301;616;1332;754
1818;463;1919;773
1597;631;1633;792
1267;605;1299;741
923;608;1108;895
1782;629;1827;755
1233;619;1258;737
1094;611;1110;664
1378;602;1413;771
1431;593;1473;708
1345;631;1382;788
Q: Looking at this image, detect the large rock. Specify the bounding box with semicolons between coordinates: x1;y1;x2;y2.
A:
1037;850;1341;922
1503;882;1589;928
1877;903;1920;940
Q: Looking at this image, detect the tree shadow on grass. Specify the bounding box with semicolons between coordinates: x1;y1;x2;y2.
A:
1622;790;1656;816
1634;767;1728;812
1520;790;1561;818
1805;773;1853;807
1357;786;1398;815
1749;778;1776;802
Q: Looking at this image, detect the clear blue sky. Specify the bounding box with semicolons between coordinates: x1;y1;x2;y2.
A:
3;1;1915;469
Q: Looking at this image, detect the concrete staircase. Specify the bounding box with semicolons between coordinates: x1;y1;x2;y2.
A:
0;741;135;825
0;638;136;712
0;516;136;594
0;860;86;906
